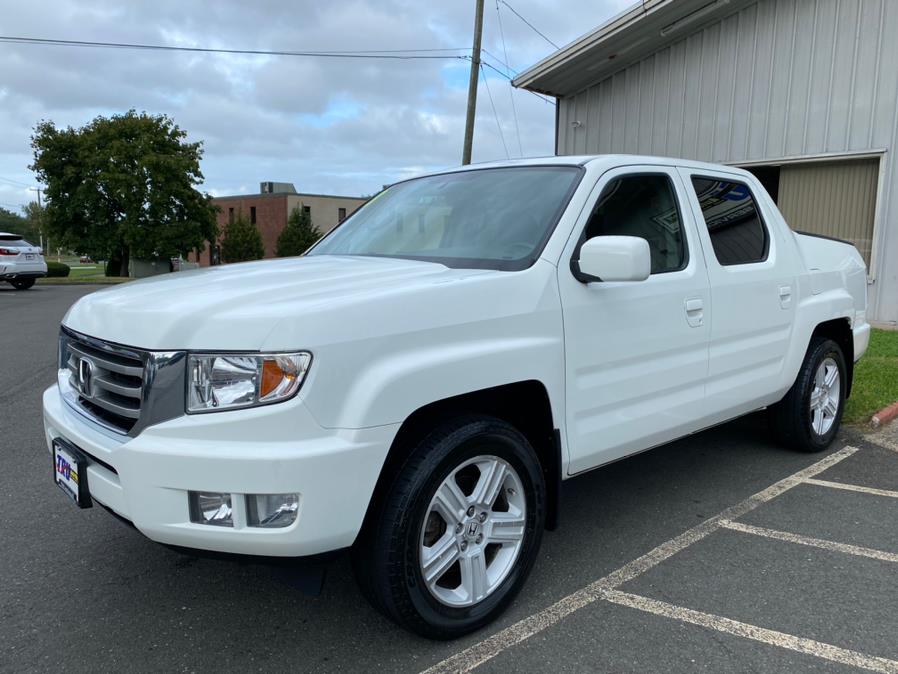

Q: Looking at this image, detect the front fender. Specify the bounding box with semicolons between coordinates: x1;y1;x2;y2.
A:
292;260;567;433
324;335;563;430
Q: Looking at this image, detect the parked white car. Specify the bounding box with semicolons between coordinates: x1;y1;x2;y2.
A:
1;232;47;289
43;156;869;638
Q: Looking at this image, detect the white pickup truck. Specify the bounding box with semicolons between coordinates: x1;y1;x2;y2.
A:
44;155;869;638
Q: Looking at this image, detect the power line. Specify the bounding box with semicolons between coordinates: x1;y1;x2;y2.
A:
0;36;469;60
477;58;555;105
480;64;509;159
481;47;516;77
495;0;523;156
0;175;32;188
497;0;559;49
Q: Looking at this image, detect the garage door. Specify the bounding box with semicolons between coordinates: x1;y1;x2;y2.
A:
777;158;878;266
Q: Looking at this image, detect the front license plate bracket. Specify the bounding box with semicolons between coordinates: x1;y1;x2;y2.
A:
53;439;93;509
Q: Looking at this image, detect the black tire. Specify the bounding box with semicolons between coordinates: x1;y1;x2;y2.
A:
352;415;546;639
10;278;35;290
769;337;846;452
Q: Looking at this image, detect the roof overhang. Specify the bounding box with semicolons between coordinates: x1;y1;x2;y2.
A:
513;0;754;98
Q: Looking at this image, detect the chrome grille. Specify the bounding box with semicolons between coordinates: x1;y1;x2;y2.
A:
59;328;187;436
63;333;145;432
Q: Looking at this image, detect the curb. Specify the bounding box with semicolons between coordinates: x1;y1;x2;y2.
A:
871;400;898;428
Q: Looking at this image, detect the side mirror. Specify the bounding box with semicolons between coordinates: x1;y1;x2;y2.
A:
574;235;651;283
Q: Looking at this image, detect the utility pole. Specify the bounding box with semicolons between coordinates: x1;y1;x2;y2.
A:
462;0;485;165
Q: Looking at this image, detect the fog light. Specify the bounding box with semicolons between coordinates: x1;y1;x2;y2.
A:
189;491;233;527
247;493;299;528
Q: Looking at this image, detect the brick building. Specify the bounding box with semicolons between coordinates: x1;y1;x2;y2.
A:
191;181;367;266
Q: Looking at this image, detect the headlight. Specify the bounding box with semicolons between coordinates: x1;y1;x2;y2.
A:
187;352;311;413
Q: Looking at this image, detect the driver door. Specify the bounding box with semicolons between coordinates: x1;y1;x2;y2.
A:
558;165;711;474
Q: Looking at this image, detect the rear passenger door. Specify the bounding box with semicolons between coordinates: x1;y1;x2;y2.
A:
558;166;711;474
678;169;797;422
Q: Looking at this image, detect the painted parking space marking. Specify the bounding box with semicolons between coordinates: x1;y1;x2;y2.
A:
805;478;898;500
421;445;861;674
873;436;898;454
599;590;898;674
721;519;898;564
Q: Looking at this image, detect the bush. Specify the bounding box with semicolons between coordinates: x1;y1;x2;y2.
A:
46;261;70;277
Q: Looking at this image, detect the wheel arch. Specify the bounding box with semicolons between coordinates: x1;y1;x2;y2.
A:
811;318;854;397
355;380;562;546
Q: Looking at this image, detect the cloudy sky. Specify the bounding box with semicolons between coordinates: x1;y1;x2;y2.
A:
0;0;631;211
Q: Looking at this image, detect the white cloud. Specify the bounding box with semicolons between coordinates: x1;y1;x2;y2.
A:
0;0;632;209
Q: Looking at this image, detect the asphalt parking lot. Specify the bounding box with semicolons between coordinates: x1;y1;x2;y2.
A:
2;284;897;673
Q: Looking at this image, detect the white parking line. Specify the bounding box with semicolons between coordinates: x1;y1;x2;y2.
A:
600;590;898;674
805;478;898;499
420;445;860;674
721;519;898;564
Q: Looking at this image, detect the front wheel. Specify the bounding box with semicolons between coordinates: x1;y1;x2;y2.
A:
769;337;846;452
352;416;546;639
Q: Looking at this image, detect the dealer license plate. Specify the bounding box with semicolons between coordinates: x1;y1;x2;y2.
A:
24;254;35;260
53;439;91;508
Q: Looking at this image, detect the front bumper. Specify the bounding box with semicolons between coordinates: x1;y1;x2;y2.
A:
43;385;398;557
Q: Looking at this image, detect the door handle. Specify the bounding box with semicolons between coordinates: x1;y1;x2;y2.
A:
779;285;792;309
684;298;704;327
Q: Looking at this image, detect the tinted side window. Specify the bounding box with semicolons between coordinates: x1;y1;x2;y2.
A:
584;174;686;274
691;177;768;265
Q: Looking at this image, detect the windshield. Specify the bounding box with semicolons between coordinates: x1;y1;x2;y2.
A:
308;166;582;270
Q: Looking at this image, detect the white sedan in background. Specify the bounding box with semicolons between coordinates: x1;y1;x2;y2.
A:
0;232;47;289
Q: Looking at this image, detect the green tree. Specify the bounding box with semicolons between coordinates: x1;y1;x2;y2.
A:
0;204;43;243
276;205;322;257
220;211;264;263
20;201;44;243
0;207;27;236
30;110;218;276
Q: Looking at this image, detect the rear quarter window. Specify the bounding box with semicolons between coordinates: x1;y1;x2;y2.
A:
690;177;768;265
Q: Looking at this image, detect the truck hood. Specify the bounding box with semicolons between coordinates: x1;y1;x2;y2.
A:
63;255;494;350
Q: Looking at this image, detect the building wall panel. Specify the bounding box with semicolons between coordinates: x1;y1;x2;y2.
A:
746;0;775;159
849;0;882;150
762;0;796;158
681;32;704;159
555;0;897;323
783;0;814;157
652;48;671;155
729;4;757;160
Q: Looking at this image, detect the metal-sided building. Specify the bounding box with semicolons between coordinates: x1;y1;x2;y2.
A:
514;0;898;325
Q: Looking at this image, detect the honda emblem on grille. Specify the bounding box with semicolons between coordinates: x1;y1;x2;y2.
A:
78;358;94;398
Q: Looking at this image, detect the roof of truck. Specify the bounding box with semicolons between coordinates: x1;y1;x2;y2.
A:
428;154;753;177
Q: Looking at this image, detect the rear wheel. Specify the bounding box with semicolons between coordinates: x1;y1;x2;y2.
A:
10;278;35;290
352;416;545;639
769;337;846;452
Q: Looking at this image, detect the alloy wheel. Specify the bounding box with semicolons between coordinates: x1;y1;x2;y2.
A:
809;356;840;436
419;455;526;608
